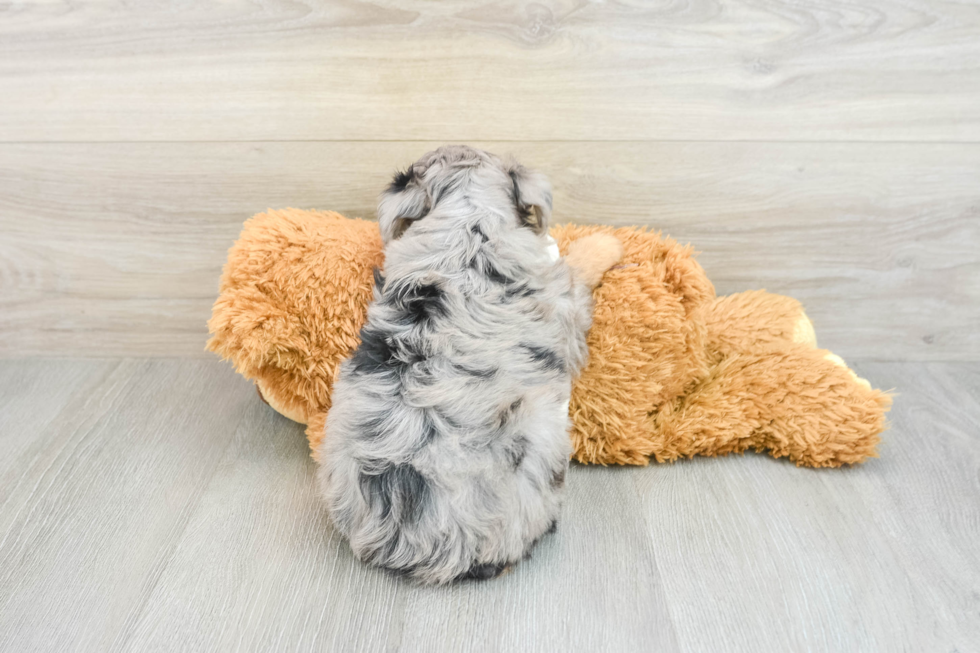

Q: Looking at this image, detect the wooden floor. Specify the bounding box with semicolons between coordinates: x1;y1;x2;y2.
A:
0;359;977;651
2;0;979;650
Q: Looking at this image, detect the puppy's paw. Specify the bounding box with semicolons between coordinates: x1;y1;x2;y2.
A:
564;233;625;288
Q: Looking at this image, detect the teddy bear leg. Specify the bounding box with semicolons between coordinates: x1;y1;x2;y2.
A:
700;290;816;354
652;346;891;467
649;356;762;463
705;289;876;393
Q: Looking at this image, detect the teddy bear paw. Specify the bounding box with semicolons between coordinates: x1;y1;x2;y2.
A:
564;234;625;288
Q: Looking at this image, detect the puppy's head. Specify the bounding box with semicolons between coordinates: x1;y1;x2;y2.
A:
378;145;552;243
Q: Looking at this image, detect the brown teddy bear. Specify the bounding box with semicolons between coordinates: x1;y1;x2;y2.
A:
208;209;891;468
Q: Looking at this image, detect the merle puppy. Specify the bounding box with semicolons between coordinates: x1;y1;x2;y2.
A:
316;145;622;584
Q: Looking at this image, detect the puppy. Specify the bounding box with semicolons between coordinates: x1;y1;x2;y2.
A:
316;145;622;584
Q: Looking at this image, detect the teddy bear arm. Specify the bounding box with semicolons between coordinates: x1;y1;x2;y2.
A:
562;233;625;289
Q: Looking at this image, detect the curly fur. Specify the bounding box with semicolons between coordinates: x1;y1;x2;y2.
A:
315;146;596;584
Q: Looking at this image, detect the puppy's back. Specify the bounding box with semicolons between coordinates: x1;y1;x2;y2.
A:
317;221;584;584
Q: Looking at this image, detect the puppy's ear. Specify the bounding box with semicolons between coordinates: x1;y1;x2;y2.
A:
378;167;430;243
509;165;552;235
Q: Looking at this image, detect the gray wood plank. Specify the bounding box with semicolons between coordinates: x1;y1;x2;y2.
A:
833;361;980;648
121;400;680;652
0;359;255;652
0;0;978;142
0;360;116;479
631;360;980;652
115;401;407;652
2;142;976;360
1;359;978;651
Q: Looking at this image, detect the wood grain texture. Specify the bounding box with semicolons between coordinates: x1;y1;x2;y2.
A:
631;360;980;652
0;0;978;142
122;401;679;653
0;360;255;652
1;141;977;360
0;359;116;480
0;359;977;651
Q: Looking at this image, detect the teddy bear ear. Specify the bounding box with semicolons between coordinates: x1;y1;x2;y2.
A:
508;163;552;235
378;166;431;243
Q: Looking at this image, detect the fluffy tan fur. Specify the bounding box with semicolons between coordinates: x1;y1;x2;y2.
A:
207;210;382;428
208;210;891;468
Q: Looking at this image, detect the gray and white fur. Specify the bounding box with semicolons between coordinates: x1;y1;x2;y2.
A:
316;145;595;584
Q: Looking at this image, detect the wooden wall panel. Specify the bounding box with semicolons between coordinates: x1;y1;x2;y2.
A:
0;0;978;142
1;141;976;360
